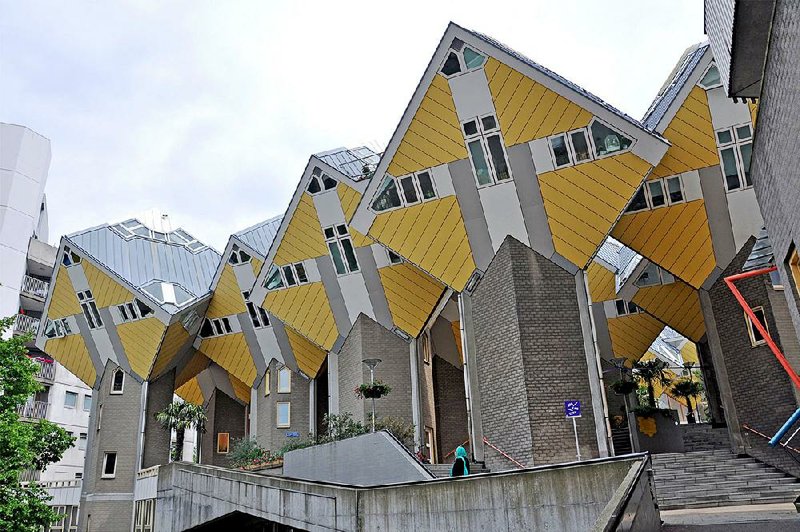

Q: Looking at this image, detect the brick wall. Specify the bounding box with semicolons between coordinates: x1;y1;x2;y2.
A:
142;369;175;468
433;355;468;462
472;237;599;469
254;359;310;453
201;390;246;467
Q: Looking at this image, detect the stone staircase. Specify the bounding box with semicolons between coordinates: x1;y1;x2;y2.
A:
652;449;800;510
426;463;490;478
681;424;731;451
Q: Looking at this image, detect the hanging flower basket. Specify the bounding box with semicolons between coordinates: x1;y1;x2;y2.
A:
610;380;638;395
355;381;392;399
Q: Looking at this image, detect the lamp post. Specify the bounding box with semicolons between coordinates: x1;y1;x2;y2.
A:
362;358;382;433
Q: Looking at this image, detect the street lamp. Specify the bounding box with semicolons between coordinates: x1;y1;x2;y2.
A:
362;358;382;432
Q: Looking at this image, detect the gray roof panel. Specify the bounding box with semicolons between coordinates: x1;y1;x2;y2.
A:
234;215;282;257
742;227;773;272
315;146;381;181
596;238;623;270
642;43;709;131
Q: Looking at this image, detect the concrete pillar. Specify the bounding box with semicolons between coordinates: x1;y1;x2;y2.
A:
327;352;340;416
309;378;317;439
458;291;485;463
409;337;423;452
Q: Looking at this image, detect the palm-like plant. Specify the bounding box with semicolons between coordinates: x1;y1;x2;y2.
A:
633;359;672;409
155;401;207;462
671;378;703;423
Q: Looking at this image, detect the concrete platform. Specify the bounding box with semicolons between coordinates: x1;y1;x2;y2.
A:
662;503;800;531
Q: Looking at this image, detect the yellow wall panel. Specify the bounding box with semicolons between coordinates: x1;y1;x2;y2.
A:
251;257;263;278
538;152;650;269
150;321;190;378
176;351;210;389
273;193;329;265
369;196;475;291
632;281;705;342
681;341;699;365
263;282;338;351
207;264;245;319
338;184;362;221
117;317;166;379
175;377;203;405
48;268;82;320
387;74;467;177
198;333;257;387
379;263;446;337
45;334;95;387
285;327;327;377
485;57;593;146
611;200;715;288
748;101;758;125
82;261;132;309
450;320;463;365
607;313;664;364
587;261;617;302
230;373;251;404
651;86;719;179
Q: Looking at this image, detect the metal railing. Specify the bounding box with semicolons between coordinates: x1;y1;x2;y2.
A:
17;400;49;420
13;314;40;336
32;358;56;382
21;275;49;300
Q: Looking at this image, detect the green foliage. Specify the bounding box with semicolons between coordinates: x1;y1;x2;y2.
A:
375;416;415;450
671;377;704;423
228;438;278;469
354;381;392;399
610;379;638;395
156;401;207;462
277;438;316;456
0;317;75;531
318;412;367;443
633;359;672;408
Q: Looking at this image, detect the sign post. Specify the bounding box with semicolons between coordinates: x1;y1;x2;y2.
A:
565;400;581;461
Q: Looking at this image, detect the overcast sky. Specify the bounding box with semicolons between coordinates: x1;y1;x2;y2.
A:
2;1;706;251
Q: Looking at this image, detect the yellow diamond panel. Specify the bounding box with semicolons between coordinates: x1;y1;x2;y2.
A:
485;57;593;146
176;351;210;389
48;268;81;320
338;184;362;221
387;74;467;177
681;341;699;365
150;321;190;379
369;196;476;292
587;261;617;303
611;200;715;288
198;332;257;387
45;335;95;387
285;327;328;377
175;377;203;405
116;318;166;380
251;257;263;277
748;101;758;125
230;373;252;404
82;261;132;309
538;152;652;269
264;282;337;351
207;264;245;319
378;263;445;337
632;281;706;342
607;313;664;364
273;193;329;265
651;86;719;179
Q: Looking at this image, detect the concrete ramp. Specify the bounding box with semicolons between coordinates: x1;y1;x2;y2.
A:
154;454;658;531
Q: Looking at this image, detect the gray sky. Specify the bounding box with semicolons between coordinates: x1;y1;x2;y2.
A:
2;1;705;251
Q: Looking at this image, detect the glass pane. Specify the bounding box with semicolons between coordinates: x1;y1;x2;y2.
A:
152;231;167;242
324;227;335;239
739;142;753;186
307;176;321;194
341;238;360;272
400;176;419;204
590;121;633;156
104;453;116;475
119;305;129;321
322;175;337;190
200;319;214;337
228;251;238;265
468;140;492;185
240;250;251;262
441;52;461;76
486;135;511;180
481;115;497;131
258;307;270;327
265;267;284;290
463;120;478;137
113;370;124;390
246;302;259;327
278;368;291;391
636;263;661;287
336;224;348;235
700;65;721;88
735;125;752;140
626;186;648;212
463;47;485;69
222;317;232;333
132;226;150;237
550;135;571;167
716;130;733;145
294;263;308;283
417;171;436;199
647;180;666;207
371;176;401;212
328;243;347;274
282;265;296;286
751;309;766;343
615;300;627;315
277;403;290;426
169;230;188;244
213;321;223;335
312;167;321;176
627;302;639;314
82;304;96;329
388;250;402;264
720;147;740;190
570;130;591;162
666;176;684;203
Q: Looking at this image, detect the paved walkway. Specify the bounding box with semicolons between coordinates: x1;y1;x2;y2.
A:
662;503;800;531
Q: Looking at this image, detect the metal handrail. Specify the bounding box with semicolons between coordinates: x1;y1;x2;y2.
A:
13;314;40;335
32;358;55;381
21;275;49;300
742;424;800;454
443;439;471;460
483;437;526;469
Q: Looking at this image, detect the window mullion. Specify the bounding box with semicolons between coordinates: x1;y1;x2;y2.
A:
480;136;497;184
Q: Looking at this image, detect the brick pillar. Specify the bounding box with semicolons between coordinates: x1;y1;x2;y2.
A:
142;368;175;468
201;390;246;467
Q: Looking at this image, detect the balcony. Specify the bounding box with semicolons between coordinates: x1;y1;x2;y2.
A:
20;275;49;301
17;400;49;420
13;314;40;336
32;357;56;382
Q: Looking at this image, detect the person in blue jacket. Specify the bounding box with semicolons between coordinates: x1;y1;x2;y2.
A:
450;446;470;477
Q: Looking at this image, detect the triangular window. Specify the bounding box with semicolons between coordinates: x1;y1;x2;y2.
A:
589;120;633;158
307;177;321;194
441;52;462;76
371;175;402;212
463;47;485;69
322;175;338;190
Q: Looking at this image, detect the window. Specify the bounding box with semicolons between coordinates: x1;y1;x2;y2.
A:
264;369;270;396
698;64;722;89
44;318;73;339
278;367;291;393
110;369;124;394
280;262;309;287
789;247;800;298
75;472;83;479
243;292;271;329
216;433;230;454
117;299;154;323
111;221;208;253
79;433;87;451
647;180;666;208
324;225;360;275
61;246;81;267
277;402;291;428
387;250;403;265
635;263;662;288
371;175;402;212
263;265;285;290
549;128;594;169
134;499;155;532
181;310;201;332
716;123;753;191
227;244;252;265
422;334;431;365
370;170;438;213
97;404;102;431
589;119;633;158
745;307;769;347
424;427;436;463
101;452;117;478
439;44;485;78
463;114;512;186
666;176;684;204
77;290;104;329
625;176;686;213
83;394;92;412
626;187;648;213
307;167;338;194
64;391;78;409
614;299;641;317
199;317;233;338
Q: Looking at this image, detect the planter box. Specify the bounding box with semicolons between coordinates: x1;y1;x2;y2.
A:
634;410;685;454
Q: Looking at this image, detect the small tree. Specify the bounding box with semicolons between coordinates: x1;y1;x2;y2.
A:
0;317;74;532
633;359;672;409
671;378;704;423
155;401;207;462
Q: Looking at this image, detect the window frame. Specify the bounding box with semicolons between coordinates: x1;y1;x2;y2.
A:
227;244;252;265
77;290;104;330
789;247;800;298
216;433;230;454
587;118;635;160
83;394;92;412
462;113;513;187
264;369;271;396
715;123;754;192
101;451;117;479
64;390;78;409
78;433;88;451
110;369;125;395
323;224;360;276
745;306;769;347
625;175;687;214
277;367;291;393
438;45;486;79
276;402;291;428
199;316;234;338
243;292;271;329
614;299;641;317
387;249;403;265
698;63;723;90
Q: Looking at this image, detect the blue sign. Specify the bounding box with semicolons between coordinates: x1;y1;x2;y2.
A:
565;400;581;418
286;431;300;438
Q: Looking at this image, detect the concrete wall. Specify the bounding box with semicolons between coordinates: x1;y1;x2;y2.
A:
282;431;432;485
472;237;600;469
255;359;310;452
202;390;246;467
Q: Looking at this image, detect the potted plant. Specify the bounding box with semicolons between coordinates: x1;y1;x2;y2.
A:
670;378;704;424
610;379;638;395
633;359;672;409
355;380;391;399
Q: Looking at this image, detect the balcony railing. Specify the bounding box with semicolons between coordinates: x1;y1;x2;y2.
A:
21;275;49;300
17;400;49;420
13;314;40;336
32;358;56;382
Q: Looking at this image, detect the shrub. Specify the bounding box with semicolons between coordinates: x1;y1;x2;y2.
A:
228;438;277;469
